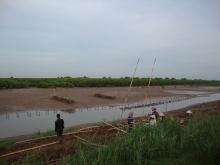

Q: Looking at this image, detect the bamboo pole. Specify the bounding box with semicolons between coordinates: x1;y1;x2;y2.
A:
120;58;140;122
77;126;99;131
102;120;127;133
15;128;98;144
74;135;106;147
0;141;58;158
141;58;156;117
166;86;168;112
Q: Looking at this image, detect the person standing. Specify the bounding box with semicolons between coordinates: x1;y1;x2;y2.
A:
152;108;159;119
128;112;134;133
151;107;154;114
186;110;193;118
159;112;165;120
55;114;64;144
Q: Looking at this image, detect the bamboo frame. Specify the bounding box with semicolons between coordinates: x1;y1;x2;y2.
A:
15;129;98;144
74;135;106;147
0;141;58;158
120;58;140;122
141;58;156;117
77;126;99;132
102;120;127;133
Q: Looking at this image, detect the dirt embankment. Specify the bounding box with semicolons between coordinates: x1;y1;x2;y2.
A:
1;86;220;113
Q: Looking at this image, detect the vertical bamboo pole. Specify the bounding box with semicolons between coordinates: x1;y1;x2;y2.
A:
141;58;156;117
120;58;140;122
166;86;168;112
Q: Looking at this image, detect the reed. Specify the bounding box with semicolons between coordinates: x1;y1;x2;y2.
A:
64;113;220;165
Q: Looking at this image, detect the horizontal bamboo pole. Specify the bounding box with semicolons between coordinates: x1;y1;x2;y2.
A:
15;135;57;144
0;141;58;158
16;129;98;144
77;126;99;131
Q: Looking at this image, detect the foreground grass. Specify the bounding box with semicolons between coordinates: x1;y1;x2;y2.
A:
2;113;220;165
63;113;220;165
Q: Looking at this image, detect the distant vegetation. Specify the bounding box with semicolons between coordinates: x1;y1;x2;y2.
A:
0;77;219;89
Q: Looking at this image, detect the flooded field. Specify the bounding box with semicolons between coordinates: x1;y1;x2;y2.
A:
0;90;220;139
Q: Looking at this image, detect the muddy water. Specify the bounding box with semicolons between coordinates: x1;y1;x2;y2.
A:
0;91;220;139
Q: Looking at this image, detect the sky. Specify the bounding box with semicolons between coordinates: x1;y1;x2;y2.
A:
0;0;220;80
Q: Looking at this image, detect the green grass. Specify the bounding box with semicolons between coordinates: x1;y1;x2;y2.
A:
30;129;55;139
63;113;220;165
0;139;15;147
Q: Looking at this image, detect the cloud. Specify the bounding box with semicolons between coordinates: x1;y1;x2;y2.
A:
0;0;220;79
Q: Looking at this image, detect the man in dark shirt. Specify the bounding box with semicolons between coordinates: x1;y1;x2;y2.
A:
152;108;159;120
55;114;64;143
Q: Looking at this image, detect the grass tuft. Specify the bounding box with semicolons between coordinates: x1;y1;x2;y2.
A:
0;139;15;147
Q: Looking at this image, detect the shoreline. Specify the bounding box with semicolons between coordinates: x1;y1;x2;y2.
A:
1;99;219;142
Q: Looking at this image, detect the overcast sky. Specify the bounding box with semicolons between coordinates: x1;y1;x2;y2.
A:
0;0;219;80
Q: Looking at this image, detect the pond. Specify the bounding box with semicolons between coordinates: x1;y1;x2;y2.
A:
0;90;220;139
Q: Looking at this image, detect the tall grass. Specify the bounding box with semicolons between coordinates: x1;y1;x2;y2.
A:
63;113;220;165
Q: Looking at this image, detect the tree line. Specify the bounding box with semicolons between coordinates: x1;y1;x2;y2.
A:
0;77;219;89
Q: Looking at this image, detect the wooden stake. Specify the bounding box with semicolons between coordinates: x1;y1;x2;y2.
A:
120;58;140;122
141;58;156;117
